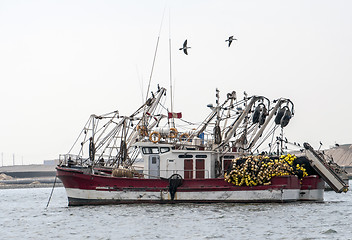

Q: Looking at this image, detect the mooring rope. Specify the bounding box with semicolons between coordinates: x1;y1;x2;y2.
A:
45;175;57;209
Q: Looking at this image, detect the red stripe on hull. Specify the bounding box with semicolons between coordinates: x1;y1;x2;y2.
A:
57;166;300;192
300;175;325;190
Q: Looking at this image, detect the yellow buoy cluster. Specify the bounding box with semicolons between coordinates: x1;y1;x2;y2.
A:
224;154;308;187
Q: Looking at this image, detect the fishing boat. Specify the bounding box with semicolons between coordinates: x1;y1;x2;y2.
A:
56;87;348;206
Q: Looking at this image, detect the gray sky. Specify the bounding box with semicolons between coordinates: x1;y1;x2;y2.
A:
1;0;351;165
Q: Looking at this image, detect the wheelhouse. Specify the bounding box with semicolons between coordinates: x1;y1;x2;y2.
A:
136;142;215;179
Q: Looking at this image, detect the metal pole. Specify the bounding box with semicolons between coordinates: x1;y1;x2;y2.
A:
169;11;175;128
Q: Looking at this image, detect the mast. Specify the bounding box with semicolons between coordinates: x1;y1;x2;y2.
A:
169;10;175;128
221;91;236;140
193;91;233;138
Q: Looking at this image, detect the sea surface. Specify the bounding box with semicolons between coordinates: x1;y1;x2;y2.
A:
1;184;352;240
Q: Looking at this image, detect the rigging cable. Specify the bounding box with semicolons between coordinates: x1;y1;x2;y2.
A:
250;122;278;153
67;116;92;155
135;65;144;104
145;5;166;103
268;124;279;153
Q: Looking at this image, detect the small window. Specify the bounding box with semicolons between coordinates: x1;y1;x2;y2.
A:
195;155;207;158
152;157;157;164
168;159;174;163
224;155;235;159
142;147;160;154
160;147;170;153
178;154;193;158
151;148;159;154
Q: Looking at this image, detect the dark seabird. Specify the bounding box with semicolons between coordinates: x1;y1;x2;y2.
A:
318;141;323;150
179;39;191;55
225;36;237;47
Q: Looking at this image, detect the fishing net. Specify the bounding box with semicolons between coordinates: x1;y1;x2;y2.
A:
224;154;316;186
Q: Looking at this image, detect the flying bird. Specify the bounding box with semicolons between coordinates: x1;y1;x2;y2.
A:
225;36;237;47
179;40;191;55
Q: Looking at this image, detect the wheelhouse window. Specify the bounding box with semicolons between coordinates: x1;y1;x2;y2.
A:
142;147;159;154
160;147;170;153
195;155;207;158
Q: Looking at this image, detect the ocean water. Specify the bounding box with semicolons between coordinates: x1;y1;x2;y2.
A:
1;185;352;240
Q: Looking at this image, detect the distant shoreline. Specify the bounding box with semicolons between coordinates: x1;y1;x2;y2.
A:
0;182;63;189
0;175;62;189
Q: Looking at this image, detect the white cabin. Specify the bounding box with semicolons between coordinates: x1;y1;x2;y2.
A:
135;142;241;179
